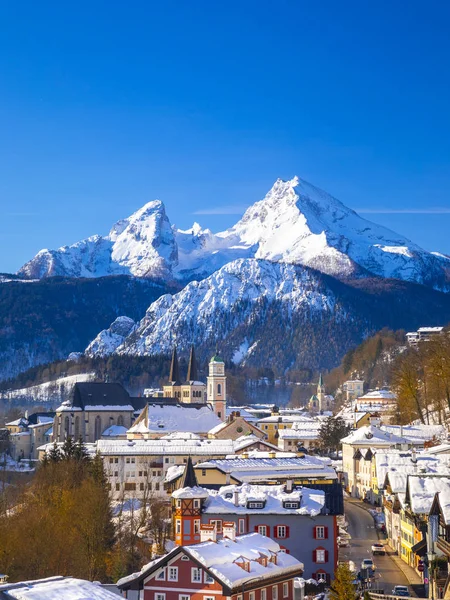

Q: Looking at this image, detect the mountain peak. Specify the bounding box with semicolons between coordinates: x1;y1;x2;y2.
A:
17;177;450;291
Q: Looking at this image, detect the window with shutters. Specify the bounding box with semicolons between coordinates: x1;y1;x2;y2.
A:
315;526;326;539
257;525;267;536
315;548;326;563
276;525;288;538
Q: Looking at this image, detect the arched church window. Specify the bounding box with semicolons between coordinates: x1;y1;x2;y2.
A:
74;416;80;440
94;415;102;440
117;415;124;427
64;416;70;439
217;384;222;395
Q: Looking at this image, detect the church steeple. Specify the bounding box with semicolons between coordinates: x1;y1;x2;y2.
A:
169;347;181;385
186;346;198;382
180;456;198;488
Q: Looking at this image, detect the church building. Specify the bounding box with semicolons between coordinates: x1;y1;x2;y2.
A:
308;374;334;413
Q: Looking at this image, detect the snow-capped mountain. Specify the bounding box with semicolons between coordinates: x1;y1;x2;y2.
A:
19;200;177;279
18;176;450;290
84;258;450;371
84;316;137;357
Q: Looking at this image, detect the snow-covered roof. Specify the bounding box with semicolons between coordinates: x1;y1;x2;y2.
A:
172;486;210;499
341;425;407;446
96;438;235;456
256;415;314;424
129;403;222;434
209;421;228;435
186;532;302;588
102;424;128;437
161;431;201;440
278;426;321;440
165;464;185;483
233;435;278;451
381;424;447;444
424;443;450;455
119;533;303;591
406;475;450;516
359;389;396;400
196;455;337;481
203;483;325;516
6;418;28;427
226;407;258;422
0;576;119;599
28;416;54;429
376;450;447;487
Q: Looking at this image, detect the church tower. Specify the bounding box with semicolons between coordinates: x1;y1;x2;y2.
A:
172;457;208;546
181;346;207;404
207;353;226;420
317;373;325;412
163;347;182;399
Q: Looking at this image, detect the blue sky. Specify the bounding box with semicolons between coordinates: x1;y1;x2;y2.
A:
1;1;450;273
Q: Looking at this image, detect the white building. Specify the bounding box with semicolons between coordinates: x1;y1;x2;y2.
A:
341;425;409;499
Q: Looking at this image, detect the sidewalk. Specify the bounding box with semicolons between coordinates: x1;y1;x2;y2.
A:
384;542;424;588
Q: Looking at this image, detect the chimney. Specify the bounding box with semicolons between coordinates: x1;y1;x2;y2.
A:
200;524;217;543
285;479;293;493
223;521;236;541
234;489;240;507
225;471;231;485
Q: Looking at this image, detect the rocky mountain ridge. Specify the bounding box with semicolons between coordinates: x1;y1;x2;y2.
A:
18;177;450;291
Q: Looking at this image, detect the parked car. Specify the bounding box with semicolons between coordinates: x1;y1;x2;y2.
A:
371;543;386;555
392;585;409;597
361;558;376;571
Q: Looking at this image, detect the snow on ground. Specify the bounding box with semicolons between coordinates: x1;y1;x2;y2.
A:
1;373;96;404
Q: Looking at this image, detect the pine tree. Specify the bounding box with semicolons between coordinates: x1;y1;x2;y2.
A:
330;563;357;600
62;436;76;459
48;442;61;463
73;437;89;462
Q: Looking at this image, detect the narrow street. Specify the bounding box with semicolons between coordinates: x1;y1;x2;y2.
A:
341;500;422;596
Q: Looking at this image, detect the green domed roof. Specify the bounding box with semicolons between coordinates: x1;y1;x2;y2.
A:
210;354;224;363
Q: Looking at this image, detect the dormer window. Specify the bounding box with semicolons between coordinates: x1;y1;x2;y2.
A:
247;501;265;509
283;501;300;509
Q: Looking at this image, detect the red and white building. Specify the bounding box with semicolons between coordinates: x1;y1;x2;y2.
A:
117;528;303;600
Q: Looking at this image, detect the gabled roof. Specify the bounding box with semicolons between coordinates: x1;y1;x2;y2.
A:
117;533;303;593
341;425;407;446
0;576;119;599
404;474;450;516
71;382;133;410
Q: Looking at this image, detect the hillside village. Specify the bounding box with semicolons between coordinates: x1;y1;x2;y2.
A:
2;329;450;600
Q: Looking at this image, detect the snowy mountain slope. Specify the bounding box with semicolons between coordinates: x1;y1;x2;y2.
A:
0;373;96;404
85;258;450;371
19;201;177;279
18;177;450;290
215;177;450;288
84;316;137;357
113;259;339;362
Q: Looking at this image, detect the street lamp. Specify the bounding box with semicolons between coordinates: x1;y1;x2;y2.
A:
427;550;436;600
